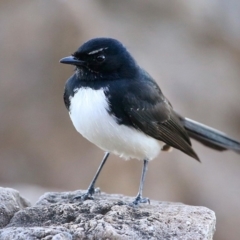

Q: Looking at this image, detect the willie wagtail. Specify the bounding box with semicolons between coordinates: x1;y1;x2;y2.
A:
60;38;240;205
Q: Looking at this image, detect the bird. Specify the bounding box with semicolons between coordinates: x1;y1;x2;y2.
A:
60;37;240;205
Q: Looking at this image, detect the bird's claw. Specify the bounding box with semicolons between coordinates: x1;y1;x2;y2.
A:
73;187;101;202
130;195;150;206
74;193;94;201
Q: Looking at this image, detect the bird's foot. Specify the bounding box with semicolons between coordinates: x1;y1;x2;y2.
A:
130;195;150;206
73;187;100;201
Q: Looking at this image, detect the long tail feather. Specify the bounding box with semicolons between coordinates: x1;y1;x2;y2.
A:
180;118;240;154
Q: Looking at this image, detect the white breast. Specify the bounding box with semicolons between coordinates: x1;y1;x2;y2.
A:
69;87;162;160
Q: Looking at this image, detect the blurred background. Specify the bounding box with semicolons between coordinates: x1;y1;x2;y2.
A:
0;0;240;239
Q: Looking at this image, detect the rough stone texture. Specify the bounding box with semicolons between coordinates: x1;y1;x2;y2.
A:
0;187;31;228
0;189;216;240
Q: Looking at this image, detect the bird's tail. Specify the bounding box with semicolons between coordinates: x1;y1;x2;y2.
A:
180;117;240;153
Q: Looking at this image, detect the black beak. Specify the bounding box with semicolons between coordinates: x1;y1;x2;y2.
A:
59;56;85;66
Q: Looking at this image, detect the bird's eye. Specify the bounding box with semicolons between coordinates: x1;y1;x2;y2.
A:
96;55;105;63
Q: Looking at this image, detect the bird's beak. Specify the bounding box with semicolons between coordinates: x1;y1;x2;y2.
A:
59;56;85;66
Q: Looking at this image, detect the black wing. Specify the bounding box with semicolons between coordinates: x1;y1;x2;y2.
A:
122;76;199;161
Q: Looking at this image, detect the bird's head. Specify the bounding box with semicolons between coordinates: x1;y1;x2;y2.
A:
60;38;138;80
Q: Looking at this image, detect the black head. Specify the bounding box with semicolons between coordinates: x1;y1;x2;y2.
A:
60;38;138;79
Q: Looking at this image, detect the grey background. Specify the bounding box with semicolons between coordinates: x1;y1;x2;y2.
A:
0;1;240;239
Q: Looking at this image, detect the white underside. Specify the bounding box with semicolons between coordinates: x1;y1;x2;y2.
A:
69;88;163;160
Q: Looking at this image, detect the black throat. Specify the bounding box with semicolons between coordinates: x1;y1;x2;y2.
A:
63;62;139;111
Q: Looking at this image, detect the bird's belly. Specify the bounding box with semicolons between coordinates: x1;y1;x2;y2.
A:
69;87;162;160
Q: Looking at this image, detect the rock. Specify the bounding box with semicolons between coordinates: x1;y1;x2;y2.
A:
0;189;216;239
0;187;31;228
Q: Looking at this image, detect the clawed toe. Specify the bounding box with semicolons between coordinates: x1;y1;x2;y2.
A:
72;187;100;202
73;193;94;201
130;196;150;206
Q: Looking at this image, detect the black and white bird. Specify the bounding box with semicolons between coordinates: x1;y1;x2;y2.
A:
60;38;240;205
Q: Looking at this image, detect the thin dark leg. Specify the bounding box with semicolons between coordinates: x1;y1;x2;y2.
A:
74;152;110;201
131;159;150;205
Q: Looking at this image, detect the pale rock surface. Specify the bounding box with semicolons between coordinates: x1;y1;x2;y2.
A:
0;188;216;239
0;187;31;228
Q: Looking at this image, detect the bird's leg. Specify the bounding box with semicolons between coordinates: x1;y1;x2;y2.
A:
131;159;150;206
74;152;110;201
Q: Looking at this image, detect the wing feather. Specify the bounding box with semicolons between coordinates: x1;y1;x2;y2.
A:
123;79;199;161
